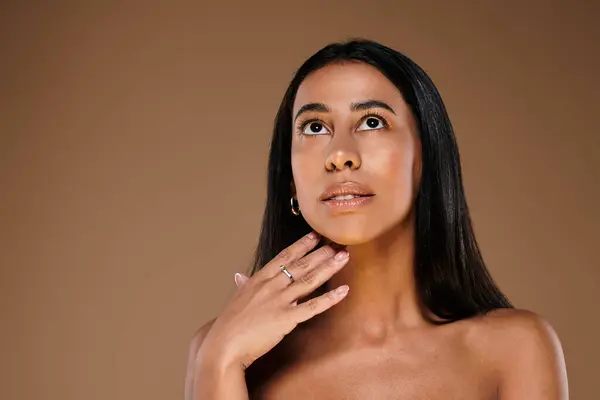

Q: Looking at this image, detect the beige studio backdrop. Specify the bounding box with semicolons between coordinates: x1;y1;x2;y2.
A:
1;1;598;399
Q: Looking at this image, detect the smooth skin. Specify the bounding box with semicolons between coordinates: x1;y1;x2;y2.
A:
186;62;568;399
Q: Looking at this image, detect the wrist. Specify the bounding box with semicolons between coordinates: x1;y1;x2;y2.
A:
195;337;245;375
192;343;248;400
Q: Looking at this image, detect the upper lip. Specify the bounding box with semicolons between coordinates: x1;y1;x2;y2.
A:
319;181;375;201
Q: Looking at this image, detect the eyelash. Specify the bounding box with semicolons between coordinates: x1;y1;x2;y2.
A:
296;111;390;135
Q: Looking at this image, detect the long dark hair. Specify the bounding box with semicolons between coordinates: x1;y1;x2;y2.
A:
245;38;513;324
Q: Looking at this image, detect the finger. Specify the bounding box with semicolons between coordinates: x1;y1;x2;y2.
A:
272;244;336;287
283;250;350;302
259;231;321;280
291;284;350;323
234;273;249;287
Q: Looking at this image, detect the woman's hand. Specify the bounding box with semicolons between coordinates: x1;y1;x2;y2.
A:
197;231;350;372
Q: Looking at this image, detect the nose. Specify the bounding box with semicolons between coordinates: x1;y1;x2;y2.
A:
325;138;362;172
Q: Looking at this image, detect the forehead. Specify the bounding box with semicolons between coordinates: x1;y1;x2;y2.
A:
293;62;406;114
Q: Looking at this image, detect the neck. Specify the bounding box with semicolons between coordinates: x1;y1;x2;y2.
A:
319;216;430;343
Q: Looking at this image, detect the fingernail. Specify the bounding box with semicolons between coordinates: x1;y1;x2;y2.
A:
234;273;242;287
334;250;349;260
307;231;318;239
335;285;349;295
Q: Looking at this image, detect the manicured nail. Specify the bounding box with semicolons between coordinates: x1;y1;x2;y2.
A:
234;273;243;287
334;250;349;260
335;285;349;295
307;231;319;239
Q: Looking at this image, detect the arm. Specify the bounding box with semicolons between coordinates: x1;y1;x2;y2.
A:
184;318;249;400
184;232;349;399
496;310;568;399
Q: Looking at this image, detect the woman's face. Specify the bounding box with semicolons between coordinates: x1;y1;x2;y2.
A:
291;61;422;245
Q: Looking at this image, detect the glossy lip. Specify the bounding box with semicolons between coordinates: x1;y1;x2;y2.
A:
319;181;375;213
321;194;375;212
319;181;375;201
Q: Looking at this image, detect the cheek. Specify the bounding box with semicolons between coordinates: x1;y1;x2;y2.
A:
291;149;320;197
372;139;419;204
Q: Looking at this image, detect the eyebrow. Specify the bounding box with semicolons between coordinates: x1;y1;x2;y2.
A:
294;99;396;122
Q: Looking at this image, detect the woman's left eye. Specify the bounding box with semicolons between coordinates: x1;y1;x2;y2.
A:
357;116;386;131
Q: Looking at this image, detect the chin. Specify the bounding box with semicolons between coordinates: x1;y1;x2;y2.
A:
319;231;375;247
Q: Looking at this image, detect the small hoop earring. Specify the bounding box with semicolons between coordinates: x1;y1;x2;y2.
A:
290;196;301;216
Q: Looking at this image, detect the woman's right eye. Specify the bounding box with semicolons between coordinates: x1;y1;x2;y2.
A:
302;121;330;135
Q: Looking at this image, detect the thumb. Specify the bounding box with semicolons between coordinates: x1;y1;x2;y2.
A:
234;273;250;287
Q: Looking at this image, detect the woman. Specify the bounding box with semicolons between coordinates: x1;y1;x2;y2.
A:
185;39;568;399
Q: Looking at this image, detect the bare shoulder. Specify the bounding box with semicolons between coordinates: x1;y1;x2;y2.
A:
470;307;553;332
467;308;568;399
185;317;218;400
189;317;217;352
472;308;563;348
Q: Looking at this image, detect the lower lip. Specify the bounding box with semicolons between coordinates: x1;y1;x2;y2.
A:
321;195;375;211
